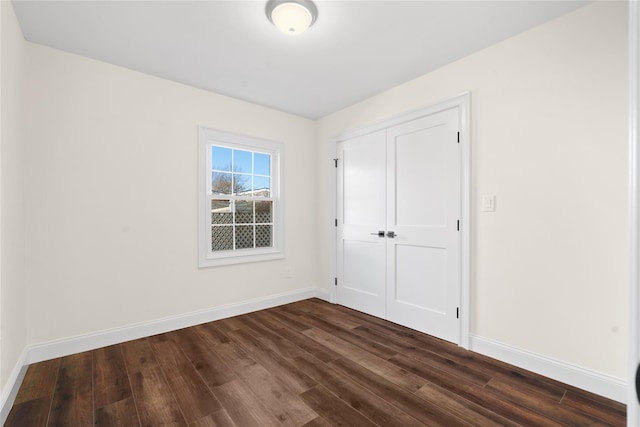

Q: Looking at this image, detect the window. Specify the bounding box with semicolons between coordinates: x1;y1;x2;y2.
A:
199;127;284;267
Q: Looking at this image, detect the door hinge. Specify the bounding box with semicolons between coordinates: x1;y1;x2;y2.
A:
335;218;338;227
457;307;460;319
457;132;460;143
334;277;338;286
334;158;339;168
457;220;460;231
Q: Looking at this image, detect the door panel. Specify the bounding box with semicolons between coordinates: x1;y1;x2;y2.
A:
395;125;448;226
395;245;447;313
343;240;385;296
343;139;386;226
386;108;460;343
336;130;386;318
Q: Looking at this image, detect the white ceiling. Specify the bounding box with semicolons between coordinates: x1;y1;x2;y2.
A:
12;0;587;119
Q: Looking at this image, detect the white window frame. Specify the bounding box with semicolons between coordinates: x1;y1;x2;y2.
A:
198;127;285;267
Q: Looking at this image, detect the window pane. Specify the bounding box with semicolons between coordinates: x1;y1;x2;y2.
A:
211;226;233;251
255;201;272;223
212;172;232;195
236;225;254;249
212;146;232;171
211;200;232;224
234;150;252;174
254;176;270;197
233;173;251;195
235;201;254;224
255;153;270;176
256;225;272;248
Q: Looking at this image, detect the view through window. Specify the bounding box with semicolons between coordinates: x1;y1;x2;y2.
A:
210;145;273;251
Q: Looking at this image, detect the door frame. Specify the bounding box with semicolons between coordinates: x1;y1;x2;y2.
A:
628;1;639;424
331;92;471;349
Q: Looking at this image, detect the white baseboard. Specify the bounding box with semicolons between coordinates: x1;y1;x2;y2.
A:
469;334;627;404
1;347;29;426
28;287;325;365
314;287;331;302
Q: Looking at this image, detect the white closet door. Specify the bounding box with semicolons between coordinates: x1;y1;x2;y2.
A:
385;108;460;343
336;107;461;344
336;130;387;318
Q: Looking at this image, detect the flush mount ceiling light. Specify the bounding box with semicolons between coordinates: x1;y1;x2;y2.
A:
266;0;318;36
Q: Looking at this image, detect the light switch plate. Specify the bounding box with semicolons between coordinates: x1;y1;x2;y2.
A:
483;195;496;212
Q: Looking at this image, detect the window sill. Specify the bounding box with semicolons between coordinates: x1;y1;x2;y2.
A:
198;249;284;268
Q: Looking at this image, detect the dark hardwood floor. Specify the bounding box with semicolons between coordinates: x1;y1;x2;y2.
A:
6;298;626;426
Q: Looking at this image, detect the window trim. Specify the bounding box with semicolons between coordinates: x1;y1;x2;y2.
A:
198;127;285;268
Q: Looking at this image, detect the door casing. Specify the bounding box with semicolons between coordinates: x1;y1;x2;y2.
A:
628;1;639;423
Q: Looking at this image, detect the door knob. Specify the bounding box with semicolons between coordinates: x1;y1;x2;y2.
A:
370;231;385;237
386;231;396;238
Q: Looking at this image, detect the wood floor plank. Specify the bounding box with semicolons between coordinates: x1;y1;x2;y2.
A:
561;389;626;425
13;358;60;405
195;324;259;373
330;306;469;362
190;409;236;427
198;320;318;399
163;364;222;424
284;306;399;360
93;345;132;409
146;332;171;344
294;300;363;330
230;361;318;426
151;340;221;423
299;385;378;427
266;307;313;332
48;351;93;427
329;357;469;427
414;382;519;426
214;316;245;333
334;301;560;400
226;328;317;394
300;416;332;427
303;327;426;393
486;376;603;426
194;322;235;346
4;396;51;427
166;328;237;388
349;311;571;405
455;351;569;401
293;353;425;427
121;338;159;374
389;352;564;426
212;380;282;426
253;310;342;363
487;371;569;404
234;314;308;360
322;301;407;331
94;397;140;426
368;316;569;400
353;323;493;386
129;366;187;426
150;337;191;367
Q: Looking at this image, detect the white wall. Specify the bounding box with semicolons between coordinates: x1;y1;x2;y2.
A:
22;43;317;345
0;0;27;399
317;1;628;379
